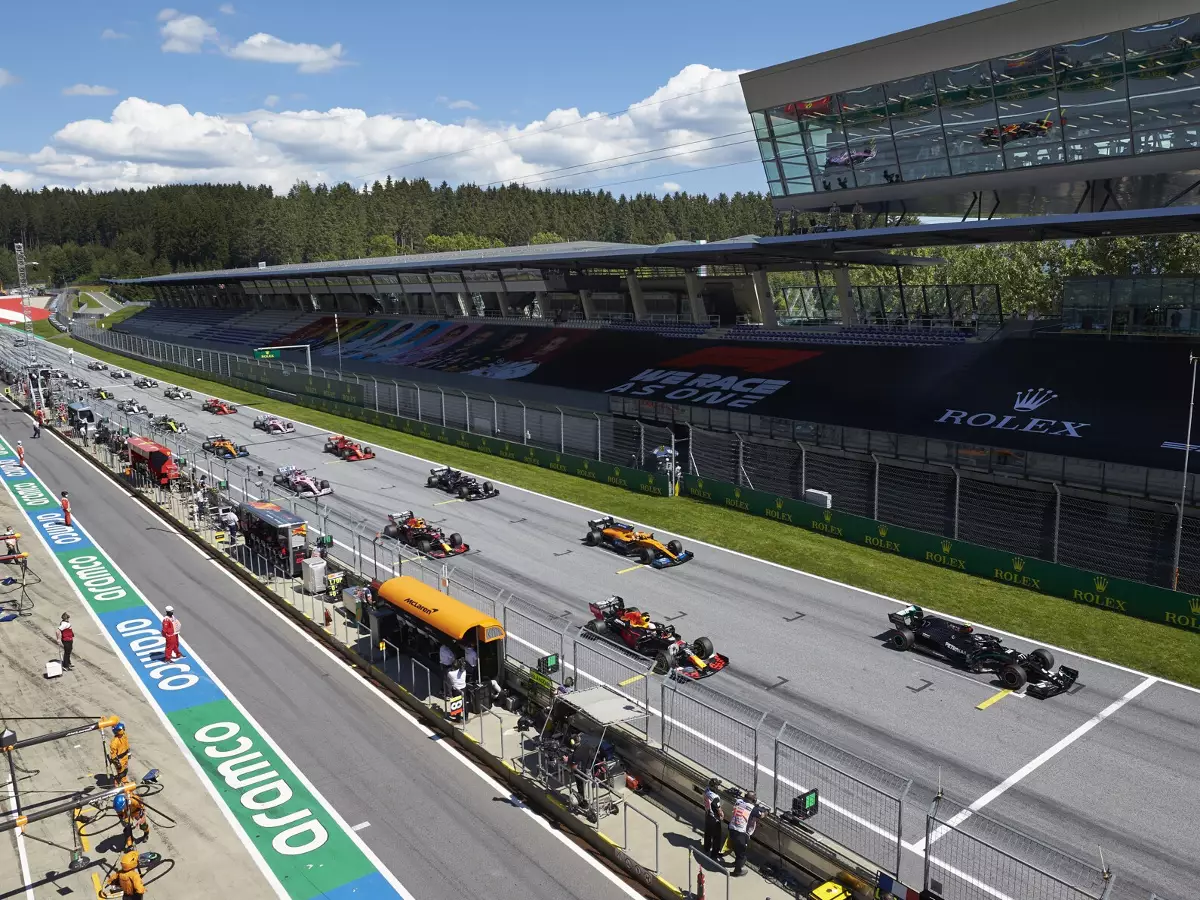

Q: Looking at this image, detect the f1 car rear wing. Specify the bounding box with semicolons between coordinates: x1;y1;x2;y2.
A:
588;595;625;618
587;516;618;530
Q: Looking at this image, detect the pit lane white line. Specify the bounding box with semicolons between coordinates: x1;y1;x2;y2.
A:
914;674;1159;853
40;336;1195;700
4;776;37;900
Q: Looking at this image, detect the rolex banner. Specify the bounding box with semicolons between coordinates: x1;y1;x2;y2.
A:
682;475;1200;633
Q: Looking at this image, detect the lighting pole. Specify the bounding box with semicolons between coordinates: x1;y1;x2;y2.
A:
335;312;343;374
1172;352;1198;590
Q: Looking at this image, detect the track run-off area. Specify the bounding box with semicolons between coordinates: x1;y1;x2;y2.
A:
21;334;1200;900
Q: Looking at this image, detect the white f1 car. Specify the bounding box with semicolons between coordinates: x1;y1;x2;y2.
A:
272;465;333;497
254;415;296;435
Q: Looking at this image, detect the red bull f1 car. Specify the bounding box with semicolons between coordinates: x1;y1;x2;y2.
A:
585;596;727;679
324;434;375;461
202;398;238;415
381;511;467;558
426;465;499;500
254;415;296;434
272;465;332;497
584;516;693;568
978;115;1057;147
885;605;1078;698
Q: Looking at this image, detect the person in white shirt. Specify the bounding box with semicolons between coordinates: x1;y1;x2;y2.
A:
464;643;478;680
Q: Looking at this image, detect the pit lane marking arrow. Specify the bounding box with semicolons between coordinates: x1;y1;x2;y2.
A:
553;549;572;557
976;688;1013;710
765;677;788;692
784;611;805;622
906;679;933;694
664;611;687;621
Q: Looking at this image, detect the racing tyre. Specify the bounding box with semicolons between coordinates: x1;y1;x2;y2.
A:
585;619;609;636
324;442;335;453
652;652;673;676
427;476;437;488
692;636;714;659
999;663;1027;690
319;480;330;491
585;529;602;546
888;627;915;651
667;540;683;556
364;447;372;456
449;532;463;549
483;481;494;495
383;524;400;540
638;546;655;566
1030;649;1055;671
341;448;353;459
458;485;468;499
415;536;432;554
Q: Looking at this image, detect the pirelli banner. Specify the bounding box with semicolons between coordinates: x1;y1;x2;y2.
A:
682;475;1200;634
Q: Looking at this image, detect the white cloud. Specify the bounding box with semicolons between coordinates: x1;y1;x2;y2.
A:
661;181;682;193
158;9;219;54
225;33;346;73
218;2;235;13
0;69;18;88
437;95;479;111
101;28;129;40
64;84;118;97
0;64;751;195
263;94;280;108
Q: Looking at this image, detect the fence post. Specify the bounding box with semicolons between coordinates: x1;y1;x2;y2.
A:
1052;483;1061;562
872;452;880;520
414;383;422;421
595;413;602;461
372;377;379;411
798;441;807;494
557;407;564;452
922;792;940;894
463;392;471;433
640;422;646;470
394;381;401;416
953;468;960;539
521;402;528;444
771;723;785;816
438;387;446;426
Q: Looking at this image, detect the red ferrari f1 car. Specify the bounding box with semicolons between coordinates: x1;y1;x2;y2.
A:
202;398;238;415
324;434;375;461
584;596;727;680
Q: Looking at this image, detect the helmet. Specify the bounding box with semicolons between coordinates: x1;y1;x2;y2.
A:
165;605;174;614
112;722;125;734
113;794;128;813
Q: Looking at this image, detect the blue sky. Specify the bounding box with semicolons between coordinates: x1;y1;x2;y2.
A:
0;0;998;195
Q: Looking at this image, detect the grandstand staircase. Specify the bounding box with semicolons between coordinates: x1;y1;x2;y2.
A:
28;373;44;413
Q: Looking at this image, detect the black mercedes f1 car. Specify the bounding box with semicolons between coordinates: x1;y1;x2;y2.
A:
885;605;1078;698
426;465;499;501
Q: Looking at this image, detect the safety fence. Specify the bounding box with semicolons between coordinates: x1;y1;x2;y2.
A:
5;350;1151;900
923;794;1114;900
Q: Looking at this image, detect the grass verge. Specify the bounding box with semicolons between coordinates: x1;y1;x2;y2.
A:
95;305;145;328
53;335;1200;687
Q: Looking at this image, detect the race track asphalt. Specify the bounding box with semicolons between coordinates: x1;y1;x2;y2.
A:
34;340;1200;900
0;397;640;900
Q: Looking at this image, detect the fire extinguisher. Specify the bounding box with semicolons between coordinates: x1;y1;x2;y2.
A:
696;869;705;900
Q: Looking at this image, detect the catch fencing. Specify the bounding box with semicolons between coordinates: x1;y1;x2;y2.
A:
923;794;1114;900
689;427;1200;593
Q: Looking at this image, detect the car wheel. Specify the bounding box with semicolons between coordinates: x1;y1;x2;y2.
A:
667;539;683;555
457;486;468;498
585;529;602;546
363;447;372;456
692;636;714;659
483;481;494;494
383;524;399;540
652;652;672;676
586;619;609;635
341;448;352;459
319;480;330;490
638;546;655;566
323;442;335;453
415;536;432;554
999;663;1027;690
448;532;463;549
427;476;436;488
1030;649;1055;671
888;627;915;651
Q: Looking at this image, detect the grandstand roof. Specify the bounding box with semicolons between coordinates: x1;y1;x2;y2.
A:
110;205;1200;287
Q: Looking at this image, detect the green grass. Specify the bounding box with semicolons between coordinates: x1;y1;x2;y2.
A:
76;293;103;310
50;336;1200;687
95;305;145;328
5;320;68;340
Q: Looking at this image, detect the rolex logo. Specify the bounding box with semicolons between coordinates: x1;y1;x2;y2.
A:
1190;597;1200;614
1094;575;1108;593
877;524;888;538
1012;557;1025;572
823;509;832;523
1013;387;1058;412
941;540;952;554
696;480;704;489
776;498;784;509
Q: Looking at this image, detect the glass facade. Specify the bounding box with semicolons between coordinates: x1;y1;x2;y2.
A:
755;14;1200;199
1063;276;1200;335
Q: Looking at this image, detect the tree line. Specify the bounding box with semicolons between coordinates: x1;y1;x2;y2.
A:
1;177;1197;314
